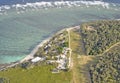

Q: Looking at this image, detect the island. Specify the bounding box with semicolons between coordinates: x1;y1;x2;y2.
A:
0;20;120;83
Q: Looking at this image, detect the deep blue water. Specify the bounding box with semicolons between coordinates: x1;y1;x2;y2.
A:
0;0;120;6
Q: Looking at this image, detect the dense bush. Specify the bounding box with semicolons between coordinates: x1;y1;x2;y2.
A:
89;44;120;83
80;20;120;83
81;20;120;55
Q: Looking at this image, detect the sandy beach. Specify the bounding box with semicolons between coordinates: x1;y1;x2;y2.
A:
20;29;65;63
20;26;80;63
20;37;51;63
0;36;52;71
0;26;79;71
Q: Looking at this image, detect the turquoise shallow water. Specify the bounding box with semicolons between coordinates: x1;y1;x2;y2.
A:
0;4;120;64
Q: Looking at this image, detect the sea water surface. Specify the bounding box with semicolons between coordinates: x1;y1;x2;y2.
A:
0;0;120;5
0;0;120;64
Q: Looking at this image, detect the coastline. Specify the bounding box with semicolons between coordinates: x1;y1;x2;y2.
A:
20;25;80;65
0;26;79;71
20;26;78;63
20;36;52;63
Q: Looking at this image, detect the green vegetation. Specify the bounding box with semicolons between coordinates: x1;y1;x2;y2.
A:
0;30;71;83
0;65;71;83
80;20;120;83
70;28;83;83
70;28;96;83
35;30;69;57
90;43;120;83
0;20;120;83
81;20;120;55
0;77;9;83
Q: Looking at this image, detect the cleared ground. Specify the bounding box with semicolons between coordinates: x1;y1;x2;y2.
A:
0;65;72;83
70;28;98;83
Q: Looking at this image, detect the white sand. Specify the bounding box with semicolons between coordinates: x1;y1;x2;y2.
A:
20;37;51;63
20;26;80;63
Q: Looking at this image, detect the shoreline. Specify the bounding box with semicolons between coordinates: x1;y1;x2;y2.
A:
0;26;79;71
20;26;79;63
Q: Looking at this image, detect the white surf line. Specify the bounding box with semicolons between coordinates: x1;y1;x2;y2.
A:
0;0;111;12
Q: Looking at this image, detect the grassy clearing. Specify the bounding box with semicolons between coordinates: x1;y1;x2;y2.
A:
77;56;99;83
70;28;98;83
70;28;81;83
0;65;72;83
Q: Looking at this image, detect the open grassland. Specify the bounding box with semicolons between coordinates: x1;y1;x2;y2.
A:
70;28;82;83
70;28;98;83
0;65;72;83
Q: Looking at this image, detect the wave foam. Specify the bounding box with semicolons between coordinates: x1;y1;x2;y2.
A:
0;0;117;12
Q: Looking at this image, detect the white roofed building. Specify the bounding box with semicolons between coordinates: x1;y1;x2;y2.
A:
31;57;45;63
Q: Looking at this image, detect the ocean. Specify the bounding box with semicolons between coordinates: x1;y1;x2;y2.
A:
0;0;120;5
0;0;120;64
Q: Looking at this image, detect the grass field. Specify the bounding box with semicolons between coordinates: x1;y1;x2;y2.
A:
0;65;72;83
70;28;98;83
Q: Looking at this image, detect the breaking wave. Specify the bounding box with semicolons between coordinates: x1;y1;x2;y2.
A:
0;0;115;13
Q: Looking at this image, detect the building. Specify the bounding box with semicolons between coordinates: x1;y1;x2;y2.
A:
31;57;46;63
